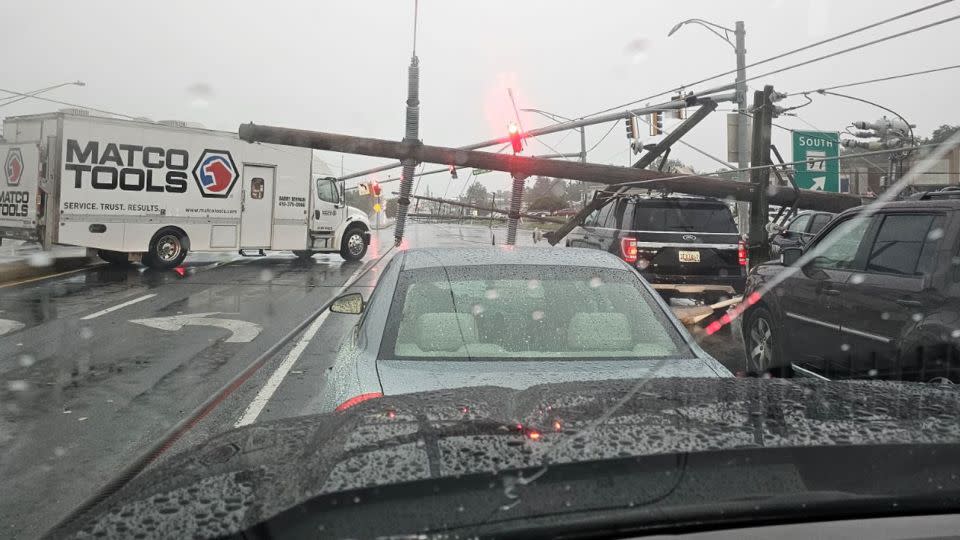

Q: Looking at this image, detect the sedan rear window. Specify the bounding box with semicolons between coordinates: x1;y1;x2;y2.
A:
633;201;738;233
381;265;691;361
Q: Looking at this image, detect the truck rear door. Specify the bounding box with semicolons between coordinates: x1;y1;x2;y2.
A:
631;199;741;278
0;142;41;242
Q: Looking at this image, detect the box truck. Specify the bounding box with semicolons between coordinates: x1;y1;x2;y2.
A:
0;110;370;269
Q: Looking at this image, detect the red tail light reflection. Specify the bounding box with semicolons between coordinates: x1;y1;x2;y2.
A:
335;392;383;411
620;237;638;264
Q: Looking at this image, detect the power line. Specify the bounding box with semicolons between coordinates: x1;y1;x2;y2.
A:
741;15;960;89
812;89;916;145
0;87;139;120
586;121;618;153
580;0;954;119
787;63;960;96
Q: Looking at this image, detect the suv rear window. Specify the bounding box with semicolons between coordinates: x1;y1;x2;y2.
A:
633;200;738;233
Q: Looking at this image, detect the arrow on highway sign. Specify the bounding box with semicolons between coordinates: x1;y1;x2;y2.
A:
0;318;25;337
130;313;262;343
812;177;826;191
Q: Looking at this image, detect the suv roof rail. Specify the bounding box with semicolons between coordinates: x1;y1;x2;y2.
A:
908;187;960;200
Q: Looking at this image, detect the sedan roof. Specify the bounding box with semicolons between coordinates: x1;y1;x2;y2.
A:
398;247;627;270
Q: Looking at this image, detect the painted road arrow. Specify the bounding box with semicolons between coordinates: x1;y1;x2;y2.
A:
129;313;262;343
0;319;25;337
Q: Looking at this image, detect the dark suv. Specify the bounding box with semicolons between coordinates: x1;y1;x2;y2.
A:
741;196;960;382
769;210;834;256
567;195;745;303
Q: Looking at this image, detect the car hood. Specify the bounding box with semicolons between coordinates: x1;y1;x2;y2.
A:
58;378;960;538
376;357;729;395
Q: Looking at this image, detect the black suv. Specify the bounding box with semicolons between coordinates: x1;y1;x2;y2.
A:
741;196;960;382
567;195;745;303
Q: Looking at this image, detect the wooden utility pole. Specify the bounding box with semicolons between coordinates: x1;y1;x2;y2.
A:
747;85;775;266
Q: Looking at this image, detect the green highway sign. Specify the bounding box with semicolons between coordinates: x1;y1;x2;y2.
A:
792;131;839;192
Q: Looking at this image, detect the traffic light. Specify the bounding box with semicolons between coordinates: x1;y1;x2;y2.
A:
649;112;663;136
370;181;382;197
508;122;523;154
625;116;638;140
669;94;687;120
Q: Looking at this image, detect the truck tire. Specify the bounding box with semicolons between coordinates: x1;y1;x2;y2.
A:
145;228;188;270
339;227;368;262
97;250;130;265
293;250;315;260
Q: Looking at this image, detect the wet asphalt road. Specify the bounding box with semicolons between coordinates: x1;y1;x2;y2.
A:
0;221;741;539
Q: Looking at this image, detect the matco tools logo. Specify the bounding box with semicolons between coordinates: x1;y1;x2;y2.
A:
4;148;23;186
192;150;239;198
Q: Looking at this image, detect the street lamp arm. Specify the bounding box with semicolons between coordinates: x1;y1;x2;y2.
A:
668;18;736;49
520;108;573;123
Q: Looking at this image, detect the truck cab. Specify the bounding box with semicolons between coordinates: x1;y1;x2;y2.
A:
306;176;370;260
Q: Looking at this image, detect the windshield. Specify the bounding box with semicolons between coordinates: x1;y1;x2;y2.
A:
5;1;960;539
382;265;689;359
634;201;739;232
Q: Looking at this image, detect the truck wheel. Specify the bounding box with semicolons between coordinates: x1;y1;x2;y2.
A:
145;229;188;269
339;228;368;261
97;250;130;265
744;306;788;377
293;250;315;260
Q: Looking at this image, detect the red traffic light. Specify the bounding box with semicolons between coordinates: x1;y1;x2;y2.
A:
508;122;523;154
370;181;382;197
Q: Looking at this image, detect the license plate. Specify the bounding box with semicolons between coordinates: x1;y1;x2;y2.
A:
678;250;700;263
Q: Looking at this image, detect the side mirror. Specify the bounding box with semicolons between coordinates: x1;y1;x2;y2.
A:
781;247;802;266
330;292;365;314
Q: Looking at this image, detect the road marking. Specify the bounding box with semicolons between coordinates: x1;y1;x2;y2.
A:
0;318;25;336
81;294;157;320
234;311;330;427
129;312;262;343
234;260;373;427
0;264;105;289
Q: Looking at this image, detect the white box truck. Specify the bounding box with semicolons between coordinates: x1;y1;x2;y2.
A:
0;111;371;269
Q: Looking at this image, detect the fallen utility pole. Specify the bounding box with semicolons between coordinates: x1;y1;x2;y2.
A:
546;99;719;245
238;123;862;212
408;193;566;224
337;83;738;182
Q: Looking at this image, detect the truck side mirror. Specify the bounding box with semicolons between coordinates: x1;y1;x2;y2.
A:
781;247;802;266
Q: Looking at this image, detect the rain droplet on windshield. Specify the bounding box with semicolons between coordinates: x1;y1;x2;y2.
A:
79;327;94;340
841;343;850;352
911;313;923;322
868;369;879;377
484;289;499;300
531;310;544;321
850;273;865;285
881;312;890;320
28;252;53;267
260;269;273;282
527;279;541;290
7;380;29;392
589;276;603;288
928;228;945;241
17;354;35;368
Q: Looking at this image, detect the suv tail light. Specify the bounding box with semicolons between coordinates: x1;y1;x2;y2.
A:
335;392;383;411
620;237;638;263
738;239;748;267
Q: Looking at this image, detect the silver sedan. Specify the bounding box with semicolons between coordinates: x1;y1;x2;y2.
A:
317;247;730;412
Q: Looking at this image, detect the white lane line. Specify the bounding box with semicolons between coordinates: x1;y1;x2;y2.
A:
80;294;157;320
234;310;330;427
234;262;372;427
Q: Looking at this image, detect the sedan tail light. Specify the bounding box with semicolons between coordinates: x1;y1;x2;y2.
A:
738;239;748;267
620;237;638;264
335;392;383;411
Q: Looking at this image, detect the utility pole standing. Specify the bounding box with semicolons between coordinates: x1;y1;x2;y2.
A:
734;20;751;237
747;85;774;266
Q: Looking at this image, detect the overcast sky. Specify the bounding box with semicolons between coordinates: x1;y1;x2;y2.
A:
3;0;958;194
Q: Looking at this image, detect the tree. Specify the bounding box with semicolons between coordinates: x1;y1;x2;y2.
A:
925;124;960;145
528;194;567;212
462;181;490;215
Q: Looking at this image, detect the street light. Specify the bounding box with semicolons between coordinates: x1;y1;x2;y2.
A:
520;108;587;163
0;80;86;108
669;18;749;233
